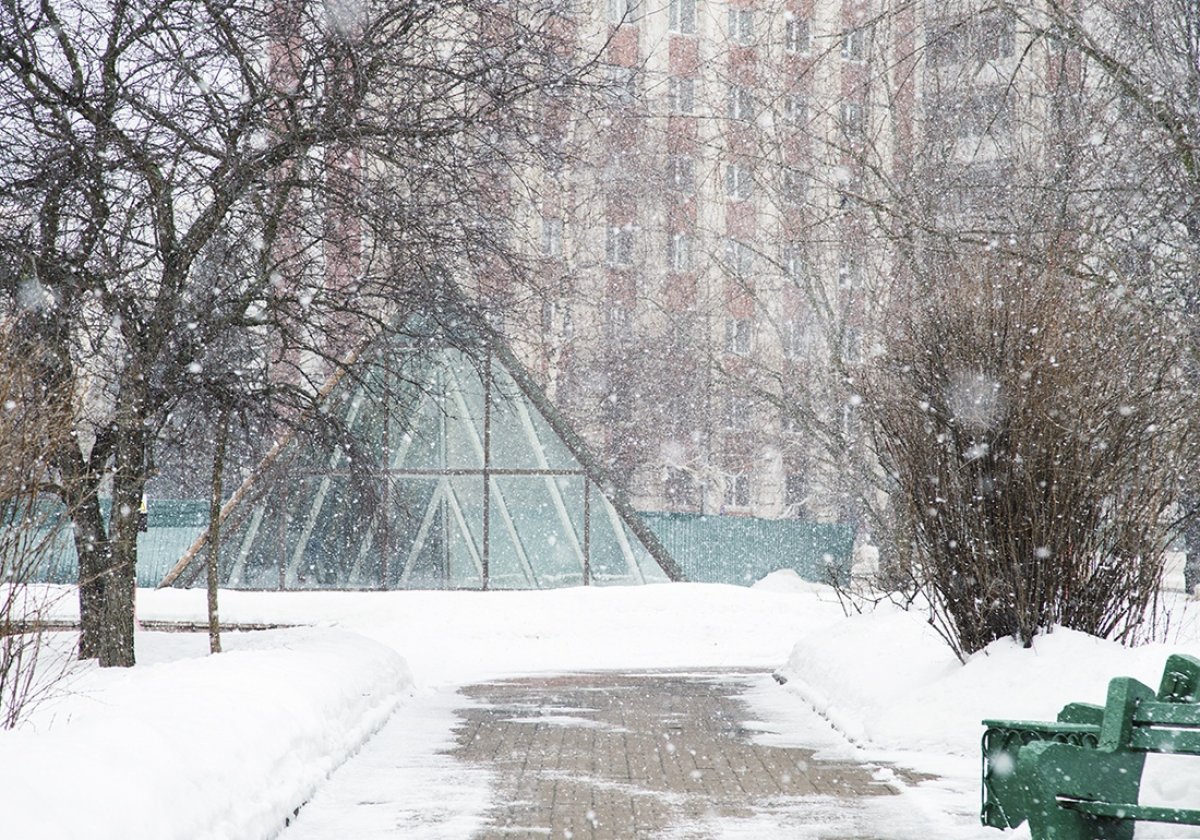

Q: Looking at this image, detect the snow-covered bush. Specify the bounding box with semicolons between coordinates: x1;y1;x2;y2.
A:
862;250;1197;658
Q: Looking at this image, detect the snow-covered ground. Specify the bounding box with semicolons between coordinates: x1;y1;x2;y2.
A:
5;577;1200;838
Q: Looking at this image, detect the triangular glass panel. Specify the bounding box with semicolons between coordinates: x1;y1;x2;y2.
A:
588;491;643;585
491;475;585;588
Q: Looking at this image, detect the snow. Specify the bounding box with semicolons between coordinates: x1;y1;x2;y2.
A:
6;580;1200;838
1;626;410;840
280;686;492;840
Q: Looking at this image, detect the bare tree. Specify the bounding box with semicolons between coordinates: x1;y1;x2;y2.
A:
0;325;75;727
0;0;596;666
987;0;1200;588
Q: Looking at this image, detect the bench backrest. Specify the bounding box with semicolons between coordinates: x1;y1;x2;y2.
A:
1159;653;1200;702
1102;654;1200;754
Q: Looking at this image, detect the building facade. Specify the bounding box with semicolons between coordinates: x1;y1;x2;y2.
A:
478;0;909;525
475;0;1083;527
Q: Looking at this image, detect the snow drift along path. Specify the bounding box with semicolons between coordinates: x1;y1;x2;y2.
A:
1;627;411;840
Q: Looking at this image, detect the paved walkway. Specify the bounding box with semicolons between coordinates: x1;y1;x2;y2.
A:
452;670;904;839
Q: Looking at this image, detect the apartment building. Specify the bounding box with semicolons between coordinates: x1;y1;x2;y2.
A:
488;0;1072;526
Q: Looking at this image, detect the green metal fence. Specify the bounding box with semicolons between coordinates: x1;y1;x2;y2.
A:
639;512;854;587
31;500;209;588
29;501;854;590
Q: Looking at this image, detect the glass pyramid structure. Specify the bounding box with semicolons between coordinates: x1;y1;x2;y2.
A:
164;325;680;590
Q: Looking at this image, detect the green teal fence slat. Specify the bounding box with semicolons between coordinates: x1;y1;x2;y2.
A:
640;512;854;587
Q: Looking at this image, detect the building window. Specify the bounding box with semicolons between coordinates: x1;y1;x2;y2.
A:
969;87;1013;136
784;17;810;53
784;93;808;125
929;11;1016;66
928;88;1013;139
669;0;696;35
728;8;755;45
724;162;754;199
668;76;696;115
980;11;1016;59
785;319;801;358
842;25;869;61
727;85;754;121
608;0;641;25
785;473;806;513
604;149;635;183
607;65;638;106
541;301;576;343
668;313;694;350
840;102;865;138
843;325;862;364
606;224;634;267
925;22;964;67
725;473;751;508
784;242;807;280
667;154;695;193
665;466;696;508
785;317;816;358
668;232;692;270
725;317;752;355
724;238;754;276
607;306;633;339
541;217;562;257
783;170;808;205
725;394;753;429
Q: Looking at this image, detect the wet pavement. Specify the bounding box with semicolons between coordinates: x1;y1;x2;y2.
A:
452;670;906;839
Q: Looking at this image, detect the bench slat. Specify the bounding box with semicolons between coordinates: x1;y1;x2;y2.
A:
1129;727;1200;754
982;720;1100;734
1134;703;1200;727
1064;800;1200;825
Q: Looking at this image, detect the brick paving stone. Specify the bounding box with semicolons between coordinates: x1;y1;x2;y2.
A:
452;671;904;839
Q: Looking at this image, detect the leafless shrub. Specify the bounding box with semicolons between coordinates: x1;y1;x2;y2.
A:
0;327;74;727
861;249;1197;659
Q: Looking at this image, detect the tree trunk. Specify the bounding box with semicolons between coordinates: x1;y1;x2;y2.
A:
1184;494;1200;596
99;379;150;668
73;494;110;660
56;442;110;661
207;408;230;655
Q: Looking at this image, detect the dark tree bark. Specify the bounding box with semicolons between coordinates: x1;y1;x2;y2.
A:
206;408;230;655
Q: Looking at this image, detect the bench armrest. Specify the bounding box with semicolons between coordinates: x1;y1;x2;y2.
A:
981;721;1101;829
1058;702;1104;726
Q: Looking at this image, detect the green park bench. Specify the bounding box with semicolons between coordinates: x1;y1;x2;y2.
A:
980;653;1200;839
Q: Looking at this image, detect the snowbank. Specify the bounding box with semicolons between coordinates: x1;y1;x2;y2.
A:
777;602;1200;756
774;598;1200;838
0;628;411;840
